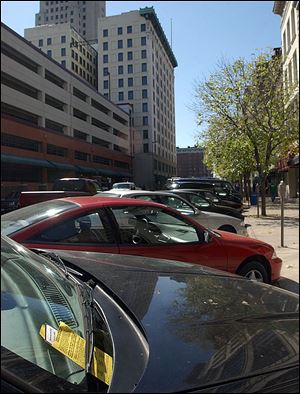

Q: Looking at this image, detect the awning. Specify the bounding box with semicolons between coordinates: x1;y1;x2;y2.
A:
51;161;79;171
1;154;56;168
75;165;98;174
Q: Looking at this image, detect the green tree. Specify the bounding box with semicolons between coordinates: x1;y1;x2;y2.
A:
194;52;299;215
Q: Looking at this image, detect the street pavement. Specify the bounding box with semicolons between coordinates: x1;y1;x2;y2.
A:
243;198;299;294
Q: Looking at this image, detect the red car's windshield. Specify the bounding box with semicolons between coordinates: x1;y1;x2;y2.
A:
1;200;78;236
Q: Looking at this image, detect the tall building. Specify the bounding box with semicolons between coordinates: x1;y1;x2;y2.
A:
1;23;132;195
176;147;212;178
35;0;105;43
273;1;299;197
97;7;178;189
25;23;98;89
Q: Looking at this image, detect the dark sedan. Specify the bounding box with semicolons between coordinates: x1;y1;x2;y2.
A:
168;186;244;211
1;235;299;393
163;189;244;219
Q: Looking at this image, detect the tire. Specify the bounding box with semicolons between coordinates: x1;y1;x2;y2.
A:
237;261;269;283
218;225;236;233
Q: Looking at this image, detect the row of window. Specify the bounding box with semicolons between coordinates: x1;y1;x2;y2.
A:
103;23;146;37
2;132;128;169
103;50;146;68
103;75;148;89
282;6;297;56
103;36;146;51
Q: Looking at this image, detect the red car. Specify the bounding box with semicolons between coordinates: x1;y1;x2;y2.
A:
1;197;282;283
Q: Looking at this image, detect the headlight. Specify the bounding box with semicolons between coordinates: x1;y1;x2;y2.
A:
271;250;278;259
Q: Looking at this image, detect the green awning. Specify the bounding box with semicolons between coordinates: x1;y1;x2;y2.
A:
51;161;78;171
1;154;56;168
75;165;98;174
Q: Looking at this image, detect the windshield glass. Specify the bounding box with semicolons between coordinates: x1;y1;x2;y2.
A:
1;236;86;385
1;200;77;236
1;236;113;391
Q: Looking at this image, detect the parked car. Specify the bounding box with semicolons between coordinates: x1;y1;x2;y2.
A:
165;177;242;199
167;185;244;211
111;182;137;190
1;197;282;283
161;189;244;219
1;191;21;214
5;178;103;210
100;190;248;235
165;179;243;208
1;235;298;393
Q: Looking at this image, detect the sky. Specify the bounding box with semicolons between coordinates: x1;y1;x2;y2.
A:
1;1;282;148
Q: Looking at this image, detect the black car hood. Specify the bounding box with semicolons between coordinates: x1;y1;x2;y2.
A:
42;250;299;392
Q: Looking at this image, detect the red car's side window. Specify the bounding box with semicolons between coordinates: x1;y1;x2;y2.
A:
110;206;200;246
27;211;116;245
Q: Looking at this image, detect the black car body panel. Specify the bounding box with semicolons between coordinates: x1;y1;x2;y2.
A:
37;248;299;393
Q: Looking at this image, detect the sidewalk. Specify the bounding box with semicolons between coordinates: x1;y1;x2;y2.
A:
243;198;299;293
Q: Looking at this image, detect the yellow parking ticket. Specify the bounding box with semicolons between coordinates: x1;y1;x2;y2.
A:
39;322;113;385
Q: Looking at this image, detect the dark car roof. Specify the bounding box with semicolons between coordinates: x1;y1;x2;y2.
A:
44;248;299;393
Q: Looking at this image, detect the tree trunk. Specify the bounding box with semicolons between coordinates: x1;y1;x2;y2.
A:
259;173;267;216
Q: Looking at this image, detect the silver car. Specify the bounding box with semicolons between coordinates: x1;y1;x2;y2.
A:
98;190;249;236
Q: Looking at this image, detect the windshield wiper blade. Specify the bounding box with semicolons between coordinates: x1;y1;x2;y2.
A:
40;251;84;277
40;251;69;277
78;279;95;374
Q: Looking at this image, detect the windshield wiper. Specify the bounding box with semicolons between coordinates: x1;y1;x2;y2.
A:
40;251;83;277
77;279;97;387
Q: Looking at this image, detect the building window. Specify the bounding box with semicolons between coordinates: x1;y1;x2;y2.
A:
103;54;108;63
142;76;147;85
127;64;133;73
127;51;133;60
118;92;124;101
143;130;148;139
143;143;149;153
143;116;148;126
118;78;124;88
61;47;66;56
142;89;148;99
118;27;123;35
128;77;133;87
141;37;146;46
118;52;123;61
118;40;123;49
103;67;109;76
142;102;148;112
103;80;109;89
118;65;124;74
141;49;147;59
127;25;132;34
61;60;66;67
103;29;108;37
128;90;133;100
61;35;66;43
293;50;298;83
127;38;132;48
38;39;43;46
141;63;147;72
47;37;52;45
103;42;108;50
47;50;52;57
141;23;146;32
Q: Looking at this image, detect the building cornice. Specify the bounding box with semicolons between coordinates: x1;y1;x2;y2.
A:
273;1;286;15
139;7;178;68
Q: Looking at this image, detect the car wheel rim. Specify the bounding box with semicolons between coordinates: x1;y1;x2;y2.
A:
246;270;264;282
